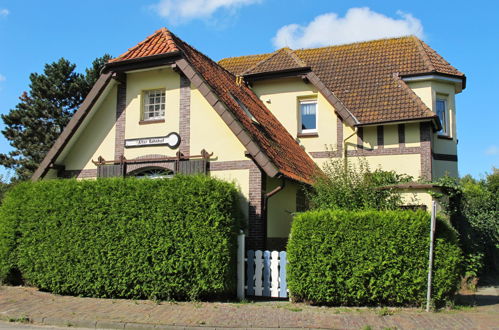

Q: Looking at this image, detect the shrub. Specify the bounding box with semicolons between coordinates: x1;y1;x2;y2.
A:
0;176;241;300
432;170;499;278
309;158;412;210
287;209;462;307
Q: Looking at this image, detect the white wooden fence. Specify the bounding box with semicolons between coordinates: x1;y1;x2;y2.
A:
237;233;288;299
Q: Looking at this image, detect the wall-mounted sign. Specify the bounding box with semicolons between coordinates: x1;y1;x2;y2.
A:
125;132;181;149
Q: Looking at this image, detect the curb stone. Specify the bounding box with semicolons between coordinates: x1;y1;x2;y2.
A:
96;321;126;329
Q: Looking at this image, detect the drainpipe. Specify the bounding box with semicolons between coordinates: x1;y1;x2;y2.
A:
263;175;286;250
343;127;358;170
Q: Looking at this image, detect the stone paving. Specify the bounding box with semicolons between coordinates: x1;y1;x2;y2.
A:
0;285;497;329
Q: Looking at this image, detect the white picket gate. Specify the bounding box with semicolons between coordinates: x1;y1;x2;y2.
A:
236;233;288;299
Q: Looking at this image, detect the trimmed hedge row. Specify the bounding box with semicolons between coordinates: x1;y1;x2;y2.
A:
0;176;241;300
287;210;462;307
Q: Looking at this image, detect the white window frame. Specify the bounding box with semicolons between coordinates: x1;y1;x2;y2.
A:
435;97;449;136
299;99;318;134
142;89;166;121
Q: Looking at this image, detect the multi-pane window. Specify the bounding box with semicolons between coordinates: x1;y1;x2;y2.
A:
436;98;448;135
143;89;166;120
300;100;317;132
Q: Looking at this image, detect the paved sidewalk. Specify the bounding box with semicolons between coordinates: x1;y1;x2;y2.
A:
0;286;497;329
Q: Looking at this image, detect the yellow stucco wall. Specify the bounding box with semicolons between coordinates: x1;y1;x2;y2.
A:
407;80;457;155
124;68;180;159
252;78;339;153
190;86;247;161
62;86;117;170
384;124;398;149
405;123;421;147
210;169;250;221
266;177;298;238
362;126;377;149
347;154;422;179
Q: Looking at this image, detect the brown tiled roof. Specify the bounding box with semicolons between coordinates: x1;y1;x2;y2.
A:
109;28;317;184
219;36;464;125
243;47;308;75
108;28;179;63
169;34;317;184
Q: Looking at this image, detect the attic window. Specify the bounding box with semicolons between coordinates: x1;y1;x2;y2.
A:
229;93;259;124
143;89;166;121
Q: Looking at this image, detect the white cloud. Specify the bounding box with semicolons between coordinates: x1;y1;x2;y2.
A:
273;7;424;49
0;8;9;17
485;146;499;156
0;74;5;82
152;0;261;23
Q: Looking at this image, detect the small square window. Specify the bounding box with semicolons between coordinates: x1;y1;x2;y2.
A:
436;98;448;136
299;100;317;133
143;89;166;120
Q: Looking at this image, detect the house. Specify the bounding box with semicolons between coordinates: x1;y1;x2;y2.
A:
32;28;465;250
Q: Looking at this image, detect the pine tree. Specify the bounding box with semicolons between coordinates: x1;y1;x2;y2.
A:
0;55;111;181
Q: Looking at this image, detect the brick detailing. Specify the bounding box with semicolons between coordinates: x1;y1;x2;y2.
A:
125;154;176;175
311;145;422;158
59;169;97;179
247;161;265;250
179;74;191;156
309;117;344;158
357;127;364;148
208;160;253;171
337;116;343;155
420;122;432;180
377;125;384;149
398;124;406;146
115;79;127;159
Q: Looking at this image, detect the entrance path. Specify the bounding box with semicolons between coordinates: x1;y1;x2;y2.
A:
0;286;497;329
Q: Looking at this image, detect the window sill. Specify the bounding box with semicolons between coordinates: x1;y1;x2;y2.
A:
139;119;165;125
437;135;453;140
297;132;319;138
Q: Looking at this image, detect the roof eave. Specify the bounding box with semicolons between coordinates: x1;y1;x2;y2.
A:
243;67;312;82
356;115;442;131
103;51;183;73
32;72;115;181
401;71;466;91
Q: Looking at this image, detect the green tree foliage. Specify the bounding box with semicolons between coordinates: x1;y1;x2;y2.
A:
0;55;111;181
287;209;462;307
309;158;412;210
0;176;241;300
434;169;499;278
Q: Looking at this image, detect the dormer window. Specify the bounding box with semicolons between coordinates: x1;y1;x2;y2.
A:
436;97;448;136
299;99;317;133
143;89;166;121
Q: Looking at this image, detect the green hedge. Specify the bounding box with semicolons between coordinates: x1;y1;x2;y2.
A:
287;210;462;307
0;176;241;300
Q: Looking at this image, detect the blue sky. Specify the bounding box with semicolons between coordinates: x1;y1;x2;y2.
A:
0;0;497;179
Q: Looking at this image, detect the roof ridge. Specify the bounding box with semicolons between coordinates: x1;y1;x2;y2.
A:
241;49;280;75
412;36;436;72
293;35;416;53
282;47;308;67
169;30;238;80
109;27;179;63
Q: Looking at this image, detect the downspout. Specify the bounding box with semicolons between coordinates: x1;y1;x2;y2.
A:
343;127;358;170
263;175;286;249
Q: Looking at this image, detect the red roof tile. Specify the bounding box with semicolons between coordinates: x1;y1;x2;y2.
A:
109;28;179;63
